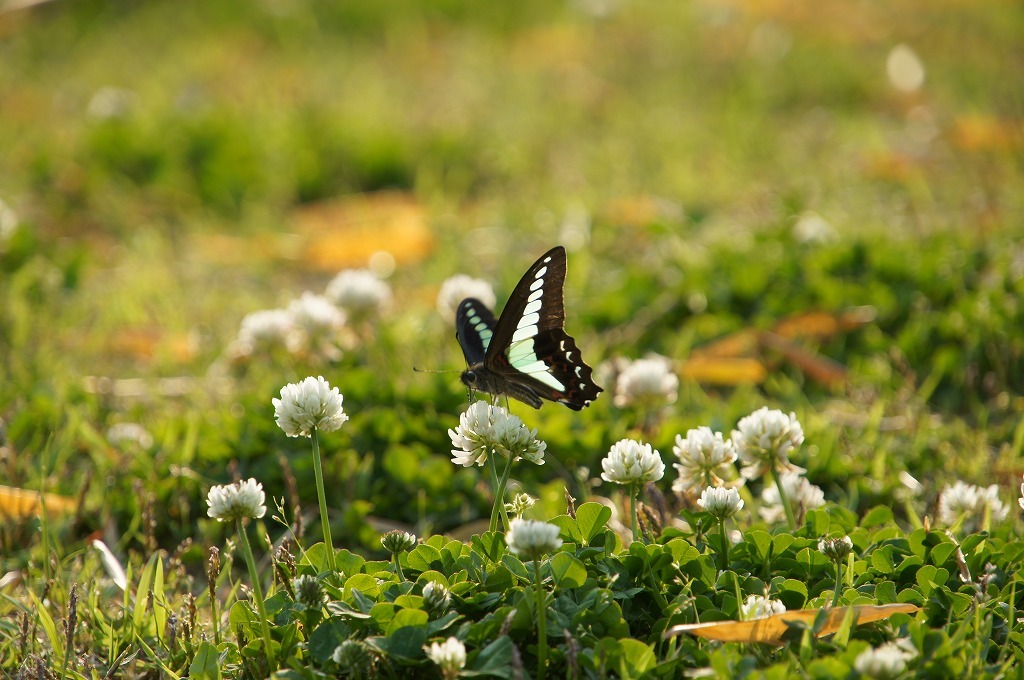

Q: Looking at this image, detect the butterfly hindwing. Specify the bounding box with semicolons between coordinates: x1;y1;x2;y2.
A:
455;298;497;366
494;328;601;410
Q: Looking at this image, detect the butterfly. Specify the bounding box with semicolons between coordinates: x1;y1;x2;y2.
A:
455;246;602;410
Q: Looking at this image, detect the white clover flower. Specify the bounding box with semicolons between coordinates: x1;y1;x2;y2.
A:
601;439;665;486
437;274;496;322
106;422;154;450
818;536;854;562
288;292;345;357
740;594;786;620
292;574;327;609
792;211;839;245
698;486;744;520
733;407;806;480
497;418;547;466
326;269;392;317
207;478;267;522
86;86;137;119
448;401;546;467
424;636;466;678
759;473;825;524
235;309;297;356
938;482;1009;532
975;484;1009;524
612;355;679;408
506;518;563;560
381;530;417;554
422;581;451;613
672;427;739;494
332;640;371;672
505;492;536;518
937;481;979;526
273;376;349;438
0;197;19;241
854;642;909;679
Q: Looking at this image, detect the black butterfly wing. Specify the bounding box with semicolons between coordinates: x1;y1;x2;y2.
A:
487;246;602;410
455;298;498;366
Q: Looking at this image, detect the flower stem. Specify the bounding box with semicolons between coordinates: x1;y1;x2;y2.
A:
533;557;547;680
770;471;798;531
311;428;337;572
629;484;640;543
830;559;842;608
489;454;516;533
236;518;276;670
717;518;731;570
393;553;406;581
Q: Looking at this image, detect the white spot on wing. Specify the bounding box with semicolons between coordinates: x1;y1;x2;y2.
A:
530;278;544;292
511;324;538;343
523;299;542;316
528;287;543;301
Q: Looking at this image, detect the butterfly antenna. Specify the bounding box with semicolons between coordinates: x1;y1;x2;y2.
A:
412;366;461;374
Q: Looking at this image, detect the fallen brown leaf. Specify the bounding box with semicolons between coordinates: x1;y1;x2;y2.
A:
665;603;919;645
0;485;77;518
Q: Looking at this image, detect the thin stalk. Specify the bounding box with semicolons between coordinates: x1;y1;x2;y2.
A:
310;428;337;572
830;559;842;608
717;518;731;571
629;484;640;543
392;553;406;581
489;454;516;533
236;518;276;670
770;470;797;531
533;557;548;680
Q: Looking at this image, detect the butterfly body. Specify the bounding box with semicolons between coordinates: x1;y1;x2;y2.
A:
455;246;602;410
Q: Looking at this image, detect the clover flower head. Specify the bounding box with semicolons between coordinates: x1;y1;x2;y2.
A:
236;309;297;355
106;422;154;450
326;269;392;317
424;636;466;678
506;518;563;560
601;439;665;485
698;486;744;520
672;427;739;494
793;211;839;245
287;292;345;358
381;530;417;554
332;639;371;672
740;594;786;621
939;481;1008;532
289;291;345;335
0;197;20;241
733;407;805;480
759;473;825;524
292;574;326;609
1019;476;1024;511
273;376;349;438
422;581;451;614
448;401;545;467
818;535;854;562
497;419;547;465
206;478;267;522
505;492;537;519
612;355;679;408
975;484;1009;523
437;274;496;322
853;642;909;679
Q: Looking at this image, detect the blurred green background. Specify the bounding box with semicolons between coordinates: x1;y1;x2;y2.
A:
1;0;1022;555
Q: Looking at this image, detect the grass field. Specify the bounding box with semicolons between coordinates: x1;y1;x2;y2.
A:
1;0;1023;677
